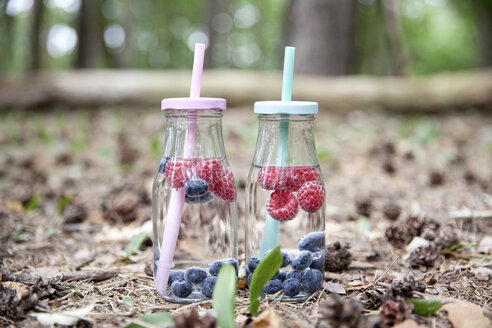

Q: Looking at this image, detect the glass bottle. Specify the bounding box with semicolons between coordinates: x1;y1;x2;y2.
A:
245;101;325;301
153;99;238;303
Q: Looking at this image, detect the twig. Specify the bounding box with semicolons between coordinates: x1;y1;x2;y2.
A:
2;270;117;284
441;250;492;260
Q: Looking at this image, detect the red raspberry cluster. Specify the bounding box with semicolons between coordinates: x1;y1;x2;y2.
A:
259;166;325;221
165;158;237;202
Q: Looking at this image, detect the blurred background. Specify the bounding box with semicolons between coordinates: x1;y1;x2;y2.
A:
0;0;491;76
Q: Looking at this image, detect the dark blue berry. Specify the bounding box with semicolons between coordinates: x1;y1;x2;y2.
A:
282;278;301;297
247;273;253;286
291;251;313;271
301;269;323;294
209;258;238;276
276;270;287;281
168;270;185;286
201;276;216;298
310;251;325;271
158;157;170;174
184;267;208;284
185;190;213;204
281;251;291;267
184;178;209;197
298;231;325;252
262;279;282;294
171;280;192;298
247;257;260;273
286;271;302;281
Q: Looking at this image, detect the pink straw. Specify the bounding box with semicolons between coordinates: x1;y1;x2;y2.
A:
155;43;205;296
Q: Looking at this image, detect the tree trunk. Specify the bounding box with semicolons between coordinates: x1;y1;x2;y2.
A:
477;1;492;66
29;0;44;71
285;0;357;75
204;0;230;68
75;0;102;68
378;0;408;75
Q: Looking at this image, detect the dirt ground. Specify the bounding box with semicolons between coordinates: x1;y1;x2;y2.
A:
0;107;491;327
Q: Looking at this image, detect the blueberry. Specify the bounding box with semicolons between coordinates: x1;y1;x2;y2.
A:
301;268;323;294
310;251;325;271
282;278;302;297
286;271;302;281
184;178;209;197
262;279;282;294
276;270;287;281
291;251;313;271
298;231;325;252
209;258;238;276
247;257;260;273
185;190;213;204
184;267;208;284
247;273;253;286
168;270;185;286
158;157;170;174
281;251;291;268
201;276;217;298
171;280;192;298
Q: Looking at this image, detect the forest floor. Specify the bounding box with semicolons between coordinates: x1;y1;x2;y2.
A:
0;107;491;328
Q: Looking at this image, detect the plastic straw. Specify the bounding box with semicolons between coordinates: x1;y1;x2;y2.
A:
259;47;295;257
155;43;205;296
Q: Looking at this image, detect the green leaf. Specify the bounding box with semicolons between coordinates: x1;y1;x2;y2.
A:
11;233;29;242
407;299;442;316
124;311;173;328
124;232;147;256
25;195;39;211
358;216;372;231
122;296;133;308
448;243;477;251
56;195;74;214
248;245;283;316
212;264;236;328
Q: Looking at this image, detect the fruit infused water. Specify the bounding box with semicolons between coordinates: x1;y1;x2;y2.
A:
152;44;238;303
245;47;325;301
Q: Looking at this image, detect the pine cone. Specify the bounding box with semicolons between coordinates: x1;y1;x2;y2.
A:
404;215;425;237
383;202;401;221
408;245;442;272
0;282;39;320
325;242;352;272
386;276;426;300
62;200;88;224
173;308;216;328
434;225;459;250
355;197;372;217
385;225;411;249
316;294;362;328
358;288;385;310
379;298;413;326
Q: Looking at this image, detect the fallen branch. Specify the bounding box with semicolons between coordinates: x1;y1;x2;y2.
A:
2;270;117;284
1;69;492;112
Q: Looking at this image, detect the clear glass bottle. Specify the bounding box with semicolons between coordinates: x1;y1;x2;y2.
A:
153;100;238;303
245;102;325;301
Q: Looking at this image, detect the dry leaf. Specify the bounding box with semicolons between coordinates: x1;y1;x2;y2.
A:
477;236;492;255
393;319;426;328
253;307;283;328
472;267;492;281
323;281;346;294
31;304;94;326
442;303;491;328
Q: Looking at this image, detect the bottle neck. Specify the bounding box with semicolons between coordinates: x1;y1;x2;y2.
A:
253;114;319;167
163;110;226;159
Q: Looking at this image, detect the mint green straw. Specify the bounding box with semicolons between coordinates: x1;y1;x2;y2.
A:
260;47;295;257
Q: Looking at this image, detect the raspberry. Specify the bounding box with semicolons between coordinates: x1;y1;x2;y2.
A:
266;189;298;221
209;168;237;202
196;158;224;184
258;166;288;190
286;166;321;191
165;159;193;188
297;181;325;213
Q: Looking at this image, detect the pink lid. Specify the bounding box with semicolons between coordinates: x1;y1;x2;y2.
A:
161;97;226;111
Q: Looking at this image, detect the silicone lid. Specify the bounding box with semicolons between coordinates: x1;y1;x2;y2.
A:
161;97;226;111
254;100;318;114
